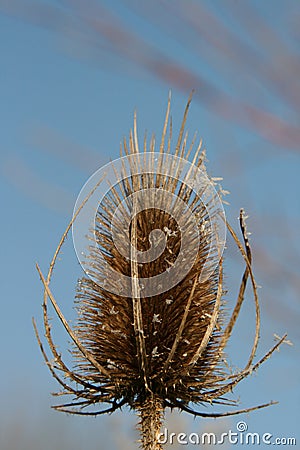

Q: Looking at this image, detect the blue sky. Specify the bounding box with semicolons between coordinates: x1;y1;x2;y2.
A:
0;1;299;449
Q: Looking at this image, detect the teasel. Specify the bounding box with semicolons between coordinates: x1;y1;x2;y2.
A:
34;94;287;450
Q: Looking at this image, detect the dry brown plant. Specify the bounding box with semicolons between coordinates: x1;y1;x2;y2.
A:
33;95;287;450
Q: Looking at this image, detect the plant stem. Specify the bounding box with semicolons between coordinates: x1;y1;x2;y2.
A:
138;394;164;450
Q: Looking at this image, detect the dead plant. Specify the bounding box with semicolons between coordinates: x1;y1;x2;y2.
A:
34;94;287;450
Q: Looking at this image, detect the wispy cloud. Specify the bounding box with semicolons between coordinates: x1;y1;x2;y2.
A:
2;155;74;214
27;124;105;173
1;0;299;149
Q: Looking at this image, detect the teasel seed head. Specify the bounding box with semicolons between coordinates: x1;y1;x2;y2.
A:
34;93;288;450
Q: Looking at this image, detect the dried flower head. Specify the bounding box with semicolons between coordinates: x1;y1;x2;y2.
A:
34;94;287;450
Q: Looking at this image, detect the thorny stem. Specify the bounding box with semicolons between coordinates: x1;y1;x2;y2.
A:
138;395;164;450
